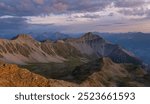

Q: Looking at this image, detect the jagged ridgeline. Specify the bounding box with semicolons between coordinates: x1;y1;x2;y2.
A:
0;32;149;87
0;32;142;65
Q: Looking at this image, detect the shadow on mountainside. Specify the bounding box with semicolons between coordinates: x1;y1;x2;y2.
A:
19;58;150;87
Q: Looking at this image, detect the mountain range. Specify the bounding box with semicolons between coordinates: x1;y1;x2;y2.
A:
0;32;149;87
97;32;150;66
0;32;142;65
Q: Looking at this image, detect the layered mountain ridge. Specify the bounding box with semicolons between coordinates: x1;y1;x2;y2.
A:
0;32;142;65
0;32;148;87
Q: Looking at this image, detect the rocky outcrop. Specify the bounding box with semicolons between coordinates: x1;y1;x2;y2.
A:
0;62;76;87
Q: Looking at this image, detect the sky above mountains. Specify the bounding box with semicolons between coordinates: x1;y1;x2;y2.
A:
0;0;150;33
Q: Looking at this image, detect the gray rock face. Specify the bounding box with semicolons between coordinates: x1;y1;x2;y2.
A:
67;32;142;65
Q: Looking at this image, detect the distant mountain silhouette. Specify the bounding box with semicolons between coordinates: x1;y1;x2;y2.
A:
98;32;150;65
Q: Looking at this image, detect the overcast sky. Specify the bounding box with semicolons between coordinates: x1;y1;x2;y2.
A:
0;0;150;33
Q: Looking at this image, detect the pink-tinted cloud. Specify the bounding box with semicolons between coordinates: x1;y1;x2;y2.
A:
52;2;68;12
33;0;44;5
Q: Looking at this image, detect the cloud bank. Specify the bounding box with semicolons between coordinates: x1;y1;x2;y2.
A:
0;0;150;33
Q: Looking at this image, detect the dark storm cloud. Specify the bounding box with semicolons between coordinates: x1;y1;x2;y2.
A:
0;0;44;16
114;0;146;8
0;17;28;30
0;0;149;17
67;0;111;13
0;0;113;16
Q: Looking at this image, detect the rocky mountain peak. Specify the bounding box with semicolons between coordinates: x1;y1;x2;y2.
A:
12;34;34;40
80;32;103;40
